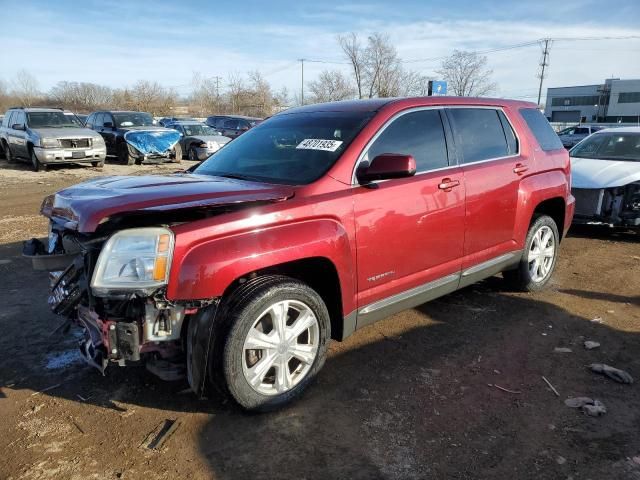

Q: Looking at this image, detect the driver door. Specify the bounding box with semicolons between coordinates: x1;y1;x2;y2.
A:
353;108;465;327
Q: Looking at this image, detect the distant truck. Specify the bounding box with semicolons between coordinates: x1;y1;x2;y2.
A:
0;107;106;171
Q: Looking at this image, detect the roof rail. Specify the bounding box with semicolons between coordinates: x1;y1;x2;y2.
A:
7;106;63;110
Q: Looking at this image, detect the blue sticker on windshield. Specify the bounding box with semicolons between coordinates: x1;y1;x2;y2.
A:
124;130;181;155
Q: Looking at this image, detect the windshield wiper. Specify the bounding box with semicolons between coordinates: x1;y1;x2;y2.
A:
212;172;259;181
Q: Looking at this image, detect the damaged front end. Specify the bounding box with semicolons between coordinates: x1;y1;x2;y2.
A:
24;222;210;381
572;183;640;227
124;129;181;164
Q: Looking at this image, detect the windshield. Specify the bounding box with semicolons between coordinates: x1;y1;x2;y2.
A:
194;111;373;185
64;113;83;126
27;112;78;128
571;132;640;161
181;124;219;136
113;112;154;128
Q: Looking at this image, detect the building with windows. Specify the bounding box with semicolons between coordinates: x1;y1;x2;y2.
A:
544;78;640;123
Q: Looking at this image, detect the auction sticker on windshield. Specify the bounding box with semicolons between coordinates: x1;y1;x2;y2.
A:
296;139;343;152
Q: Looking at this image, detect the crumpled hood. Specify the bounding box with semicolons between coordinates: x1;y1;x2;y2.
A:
571;156;640;189
41;174;295;232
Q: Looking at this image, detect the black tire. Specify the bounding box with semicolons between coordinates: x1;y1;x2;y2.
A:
4;142;14;163
503;215;559;292
118;143;136;165
30;148;46;172
207;275;331;411
188;147;198;161
171;143;182;163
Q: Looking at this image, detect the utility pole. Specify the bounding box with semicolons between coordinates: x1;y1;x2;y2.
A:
298;58;305;105
536;38;551;107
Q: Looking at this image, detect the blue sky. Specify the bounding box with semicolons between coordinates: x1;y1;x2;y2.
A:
1;0;640;101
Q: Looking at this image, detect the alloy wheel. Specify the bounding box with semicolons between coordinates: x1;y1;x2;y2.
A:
241;299;319;396
527;225;555;282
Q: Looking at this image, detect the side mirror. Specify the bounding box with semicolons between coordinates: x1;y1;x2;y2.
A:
103;122;114;129
12;123;25;131
356;154;416;184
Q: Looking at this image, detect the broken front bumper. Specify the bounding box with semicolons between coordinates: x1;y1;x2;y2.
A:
24;238;188;375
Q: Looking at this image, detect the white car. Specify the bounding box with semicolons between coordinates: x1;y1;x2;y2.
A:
570;127;640;227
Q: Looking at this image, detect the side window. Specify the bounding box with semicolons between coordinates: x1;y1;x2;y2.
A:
13;111;25;127
519;108;564;151
214;117;226;128
103;114;114;126
448;108;509;163
223;119;239;129
94;113;104;128
366;109;449;173
574;127;589;135
85;114;93;128
4;111;14;128
498;111;518;155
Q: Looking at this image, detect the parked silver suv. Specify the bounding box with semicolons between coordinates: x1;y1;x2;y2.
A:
0;107;106;171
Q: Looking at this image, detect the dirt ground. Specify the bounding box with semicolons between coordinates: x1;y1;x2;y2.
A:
0;157;639;480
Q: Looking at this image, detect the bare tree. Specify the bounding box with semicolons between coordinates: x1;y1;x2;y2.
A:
12;70;40;106
50;81;113;112
128;80;177;115
436;50;497;97
307;70;355;104
227;72;245;114
339;33;365;99
190;72;219;116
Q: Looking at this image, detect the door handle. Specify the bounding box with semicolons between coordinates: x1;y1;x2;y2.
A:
513;163;529;174
438;178;460;191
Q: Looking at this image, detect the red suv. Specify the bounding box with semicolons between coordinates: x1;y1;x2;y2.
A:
27;97;574;411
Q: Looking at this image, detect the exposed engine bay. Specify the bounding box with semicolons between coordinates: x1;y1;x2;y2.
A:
23;211;220;381
572;183;640;227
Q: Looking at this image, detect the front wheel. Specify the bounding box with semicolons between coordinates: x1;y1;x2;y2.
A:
503;215;559;291
220;276;331;411
188;147;198;161
30;148;46;172
4;143;14;163
118;143;136;165
171;143;182;163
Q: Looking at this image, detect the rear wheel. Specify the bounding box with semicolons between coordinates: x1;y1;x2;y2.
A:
210;276;330;411
503;215;559;291
30;148;46;172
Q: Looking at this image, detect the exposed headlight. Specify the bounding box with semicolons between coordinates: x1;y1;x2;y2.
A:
40;137;59;148
91;227;174;294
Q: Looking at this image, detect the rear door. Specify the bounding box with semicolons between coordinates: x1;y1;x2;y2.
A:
353;108;465;326
446;107;522;272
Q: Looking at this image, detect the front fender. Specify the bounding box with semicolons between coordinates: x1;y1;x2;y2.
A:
166;218;356;315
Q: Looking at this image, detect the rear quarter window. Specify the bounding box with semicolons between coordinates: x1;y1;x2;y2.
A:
520;108;564;151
